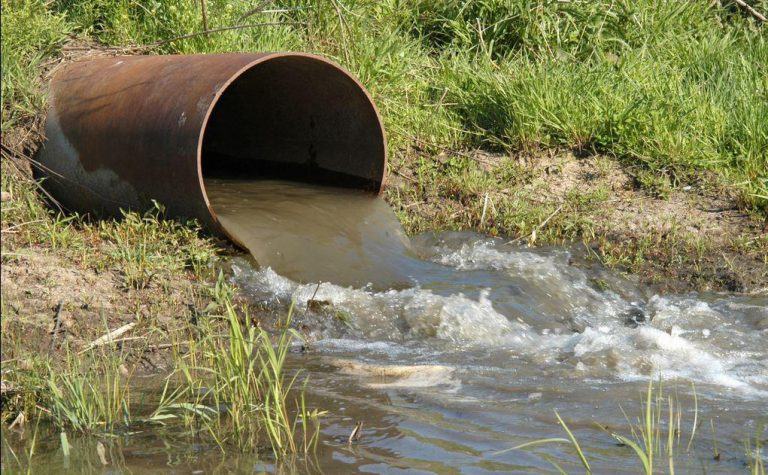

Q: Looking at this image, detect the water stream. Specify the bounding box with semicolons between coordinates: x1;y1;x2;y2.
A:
212;179;768;473
4;179;765;473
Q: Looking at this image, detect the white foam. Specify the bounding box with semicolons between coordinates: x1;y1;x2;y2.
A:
231;236;768;397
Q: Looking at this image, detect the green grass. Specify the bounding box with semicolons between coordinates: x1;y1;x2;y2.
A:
3;0;765;213
504;379;766;474
45;346;135;433
2;161;219;291
1;293;319;459
1;1;766;296
96;204;218;289
0;0;70;132
168;301;321;456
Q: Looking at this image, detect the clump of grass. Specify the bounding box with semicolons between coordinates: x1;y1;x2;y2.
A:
500;379;764;474
745;420;766;475
607;379;681;475
96;203;218;289
169;301;322;457
3;295;321;460
1;165;218;288
0;0;70;131
45;346;134;433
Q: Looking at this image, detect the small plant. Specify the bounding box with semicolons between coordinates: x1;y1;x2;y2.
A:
500;379;733;474
97;204;216;289
744;420;766;475
45;345;134;433
164;300;321;457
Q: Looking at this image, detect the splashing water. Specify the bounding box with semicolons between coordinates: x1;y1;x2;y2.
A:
205;178;432;289
208;179;766;473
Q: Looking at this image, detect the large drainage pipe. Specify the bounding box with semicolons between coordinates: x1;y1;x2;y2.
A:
36;53;387;247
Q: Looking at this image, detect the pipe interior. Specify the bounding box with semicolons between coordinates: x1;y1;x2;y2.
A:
201;56;385;191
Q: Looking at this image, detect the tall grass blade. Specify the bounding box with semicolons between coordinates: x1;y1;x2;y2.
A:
554;410;592;474
612;433;651;474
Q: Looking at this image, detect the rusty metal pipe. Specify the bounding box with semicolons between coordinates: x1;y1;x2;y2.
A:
36;53;387;246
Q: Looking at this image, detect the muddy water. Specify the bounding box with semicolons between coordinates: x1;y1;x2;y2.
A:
4;180;766;473
231;233;767;473
205;179;429;289
213;180;766;472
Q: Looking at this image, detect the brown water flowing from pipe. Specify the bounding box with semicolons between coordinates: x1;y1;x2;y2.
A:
204;178;428;288
36;53;387;249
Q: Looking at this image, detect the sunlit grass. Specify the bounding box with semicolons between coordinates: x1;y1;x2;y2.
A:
745;421;766;475
2;296;320;461
504;378;766;474
3;0;765;215
168;301;323;457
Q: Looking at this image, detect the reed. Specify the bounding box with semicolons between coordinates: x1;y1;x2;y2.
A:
745;420;766;475
499;379;758;474
44;343;135;433
160;300;321;458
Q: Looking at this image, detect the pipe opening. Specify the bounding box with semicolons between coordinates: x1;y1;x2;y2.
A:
201;55;386;192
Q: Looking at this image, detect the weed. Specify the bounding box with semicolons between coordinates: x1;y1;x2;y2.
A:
97;205;216;289
1;0;70;131
147;300;322;458
502;379;734;474
44;343;135;433
745;420;766;475
8;0;764;213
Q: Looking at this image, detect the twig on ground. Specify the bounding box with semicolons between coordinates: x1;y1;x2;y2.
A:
480;193;490;230
2;219;46;234
408;136;496;166
49;301;64;354
237;0;275;23
79;322;137;354
393;168;418;184
1;143;66;214
509;203;565;246
731;0;767;22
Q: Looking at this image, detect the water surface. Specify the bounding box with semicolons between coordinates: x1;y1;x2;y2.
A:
4;180;766;474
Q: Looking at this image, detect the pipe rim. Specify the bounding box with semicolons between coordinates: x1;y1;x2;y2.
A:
196;52;388;248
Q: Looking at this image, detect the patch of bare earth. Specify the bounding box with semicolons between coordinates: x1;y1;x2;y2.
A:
529;153;754;244
388;149;767;294
1;249;204;372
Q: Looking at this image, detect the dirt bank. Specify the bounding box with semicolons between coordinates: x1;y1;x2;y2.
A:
386;147;767;294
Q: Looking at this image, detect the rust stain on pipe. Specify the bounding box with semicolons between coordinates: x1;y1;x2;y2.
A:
36;53;387;246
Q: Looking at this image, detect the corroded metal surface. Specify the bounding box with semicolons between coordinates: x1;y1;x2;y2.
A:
36;53;387;244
